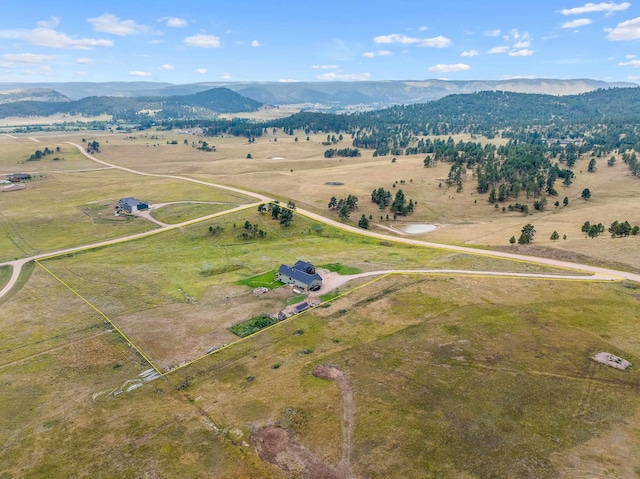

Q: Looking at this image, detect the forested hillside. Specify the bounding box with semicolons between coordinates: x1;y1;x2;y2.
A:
162;88;640;212
0;87;262;119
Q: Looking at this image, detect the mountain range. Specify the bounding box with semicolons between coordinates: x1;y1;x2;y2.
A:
0;78;635;111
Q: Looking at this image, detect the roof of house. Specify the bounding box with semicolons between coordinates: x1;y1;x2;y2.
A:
293;260;315;272
277;264;322;286
119;197;142;208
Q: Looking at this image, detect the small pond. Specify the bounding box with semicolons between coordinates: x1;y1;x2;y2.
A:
399;224;437;234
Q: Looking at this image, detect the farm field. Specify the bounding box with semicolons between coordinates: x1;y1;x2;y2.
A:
1;127;640;478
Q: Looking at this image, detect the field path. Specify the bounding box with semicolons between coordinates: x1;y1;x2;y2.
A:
312;365;355;478
2;142;640;302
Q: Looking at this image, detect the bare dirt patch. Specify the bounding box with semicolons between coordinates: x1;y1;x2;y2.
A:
251;365;355;478
252;426;344;479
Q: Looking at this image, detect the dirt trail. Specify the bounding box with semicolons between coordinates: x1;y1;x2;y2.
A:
313;365;355;476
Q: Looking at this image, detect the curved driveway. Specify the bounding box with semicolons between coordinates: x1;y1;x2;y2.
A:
1;142;639;301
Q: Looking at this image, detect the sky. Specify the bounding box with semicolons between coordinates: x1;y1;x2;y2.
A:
1;0;640;85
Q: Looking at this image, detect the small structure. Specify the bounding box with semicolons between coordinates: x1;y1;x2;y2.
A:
117;197;149;213
275;260;322;291
592;352;632;370
295;302;310;314
7;173;31;182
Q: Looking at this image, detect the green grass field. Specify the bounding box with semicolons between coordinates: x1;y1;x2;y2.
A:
0;265;10;290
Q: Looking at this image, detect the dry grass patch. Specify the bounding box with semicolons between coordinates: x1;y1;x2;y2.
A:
172;277;640;478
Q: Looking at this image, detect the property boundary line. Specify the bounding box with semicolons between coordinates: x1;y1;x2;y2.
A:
34;259;164;377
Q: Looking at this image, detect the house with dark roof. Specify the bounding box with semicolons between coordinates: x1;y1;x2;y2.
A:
117;197;149;213
7;173;31;182
275;261;322;291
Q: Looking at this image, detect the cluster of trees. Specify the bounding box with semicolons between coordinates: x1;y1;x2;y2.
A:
582;220;640;238
608;220;639;237
85;140;100;153
390;189;414;215
195;140;215;152
328;194;359;220
370;187;415;215
257;202;295;227
581;221;605;238
27;146;61;161
322;134;343;145
323;147;360;158
240;220;267;240
509;224;536;245
371;187;392;209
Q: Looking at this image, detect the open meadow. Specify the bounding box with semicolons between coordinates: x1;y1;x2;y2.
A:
49;128;640;271
1;127;640;478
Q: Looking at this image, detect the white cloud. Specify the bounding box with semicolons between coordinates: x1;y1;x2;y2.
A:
374;33;450;48
225;29;233;34
561;2;630;15
88;13;149;36
159;17;188;28
221;72;232;79
514;40;532;48
195;68;207;74
488;46;509;54
1;53;53;64
279;79;300;82
627;75;640;79
418;35;451;48
562;18;593;28
362;50;393;58
461;49;479;57
37;17;59;28
419;26;428;31
0;53;53;71
618;59;640;66
316;71;371;80
503;29;530;41
374;33;419;44
509;48;535;56
184;34;221;48
607;17;640;40
129;71;151;77
484;29;501;37
0;27;113;50
159;64;174;71
312;64;340;70
428;63;470;73
75;71;89;77
251;40;260;47
76;57;93;64
626;54;637;58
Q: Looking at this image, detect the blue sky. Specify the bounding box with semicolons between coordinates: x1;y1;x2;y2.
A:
1;0;640;84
